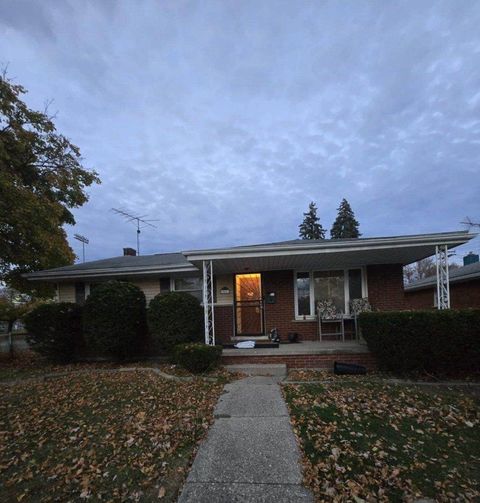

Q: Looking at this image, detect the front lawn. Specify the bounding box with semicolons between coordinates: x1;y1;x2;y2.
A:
284;379;479;502
0;353;237;383
0;370;225;502
0;352;119;382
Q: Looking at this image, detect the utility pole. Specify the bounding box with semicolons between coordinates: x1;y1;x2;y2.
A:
74;234;89;263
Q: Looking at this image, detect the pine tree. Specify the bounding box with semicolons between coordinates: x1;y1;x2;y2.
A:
330;199;361;239
299;202;325;240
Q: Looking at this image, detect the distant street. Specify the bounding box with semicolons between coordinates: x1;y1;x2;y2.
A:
0;334;28;353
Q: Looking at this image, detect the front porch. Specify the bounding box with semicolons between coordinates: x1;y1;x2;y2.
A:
183;232;472;347
221;340;376;370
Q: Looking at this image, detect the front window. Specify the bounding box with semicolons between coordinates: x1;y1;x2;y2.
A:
348;269;363;300
313;270;345;313
296;272;311;316
173;277;203;302
295;268;365;318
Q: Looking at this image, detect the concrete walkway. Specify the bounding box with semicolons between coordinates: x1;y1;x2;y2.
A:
178;375;313;503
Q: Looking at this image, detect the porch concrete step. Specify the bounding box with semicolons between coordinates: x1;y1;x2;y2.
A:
224;363;287;377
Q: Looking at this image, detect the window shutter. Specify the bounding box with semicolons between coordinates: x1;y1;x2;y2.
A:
75;282;85;305
160;278;170;295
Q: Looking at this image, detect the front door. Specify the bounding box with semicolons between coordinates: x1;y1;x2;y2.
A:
234;273;264;336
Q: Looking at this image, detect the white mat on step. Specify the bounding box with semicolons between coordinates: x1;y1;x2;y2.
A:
234;340;256;349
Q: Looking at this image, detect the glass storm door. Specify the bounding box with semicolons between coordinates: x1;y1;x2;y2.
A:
234;273;264;336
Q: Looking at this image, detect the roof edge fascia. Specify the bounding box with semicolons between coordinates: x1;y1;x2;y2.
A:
183;231;475;261
25;264;199;281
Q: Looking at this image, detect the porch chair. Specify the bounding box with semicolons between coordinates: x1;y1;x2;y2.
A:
349;297;372;340
317;299;345;342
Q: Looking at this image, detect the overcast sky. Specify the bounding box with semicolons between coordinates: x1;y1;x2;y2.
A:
1;0;480;262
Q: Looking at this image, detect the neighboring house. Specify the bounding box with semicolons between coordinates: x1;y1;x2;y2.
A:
405;253;480;309
25;231;475;346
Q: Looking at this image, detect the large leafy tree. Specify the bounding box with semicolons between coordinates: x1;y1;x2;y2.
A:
299;201;325;240
330;198;361;239
0;72;100;294
403;257;459;285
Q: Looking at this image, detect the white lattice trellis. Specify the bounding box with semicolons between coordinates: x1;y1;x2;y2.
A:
202;260;215;345
436;244;450;309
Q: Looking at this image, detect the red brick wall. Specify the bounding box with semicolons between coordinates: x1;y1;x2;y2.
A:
214;305;234;344
263;270;318;341
404;288;434;310
405;279;480;310
448;280;480;308
213;265;410;342
367;264;407;311
222;352;377;370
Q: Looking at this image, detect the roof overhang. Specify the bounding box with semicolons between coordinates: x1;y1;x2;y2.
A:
183;231;475;275
25;263;199;282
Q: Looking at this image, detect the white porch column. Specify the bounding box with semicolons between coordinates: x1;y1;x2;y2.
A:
202;260;215;345
435;244;450;309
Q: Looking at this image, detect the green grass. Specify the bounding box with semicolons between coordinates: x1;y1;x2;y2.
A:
284;380;480;501
0;370;225;502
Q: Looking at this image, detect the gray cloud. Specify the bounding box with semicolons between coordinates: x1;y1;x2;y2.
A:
1;0;479;262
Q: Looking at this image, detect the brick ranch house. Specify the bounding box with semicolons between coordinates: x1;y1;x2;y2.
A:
26;230;475;369
405;253;480;309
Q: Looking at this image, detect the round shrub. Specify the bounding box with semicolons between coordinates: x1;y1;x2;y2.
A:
148;291;203;351
24;302;83;363
83;281;146;359
174;343;223;373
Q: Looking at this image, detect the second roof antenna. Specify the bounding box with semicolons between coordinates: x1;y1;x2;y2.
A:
112;208;159;256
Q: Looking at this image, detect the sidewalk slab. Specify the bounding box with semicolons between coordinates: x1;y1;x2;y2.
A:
178;482;313;502
178;376;313;502
186;416;303;484
227;376;285;386
225;364;287;377
215;384;288;417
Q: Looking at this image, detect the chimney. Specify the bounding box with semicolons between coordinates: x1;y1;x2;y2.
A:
463;252;479;266
123;247;136;257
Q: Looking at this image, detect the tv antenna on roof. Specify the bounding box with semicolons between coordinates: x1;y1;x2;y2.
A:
461;216;480;230
112;208;158;256
74;234;89;263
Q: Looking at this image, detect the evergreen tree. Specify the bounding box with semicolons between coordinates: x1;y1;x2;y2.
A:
330;199;361;239
299;202;325;240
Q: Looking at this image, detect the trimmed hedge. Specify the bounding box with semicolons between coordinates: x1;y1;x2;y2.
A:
24;303;83;362
173;343;223;373
359;309;480;375
148;292;203;352
83;281;147;359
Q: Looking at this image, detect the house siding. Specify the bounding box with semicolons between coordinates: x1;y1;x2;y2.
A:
405;279;480;310
57;279;161;304
215;274;234;305
58;283;76;303
130;279;160;304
